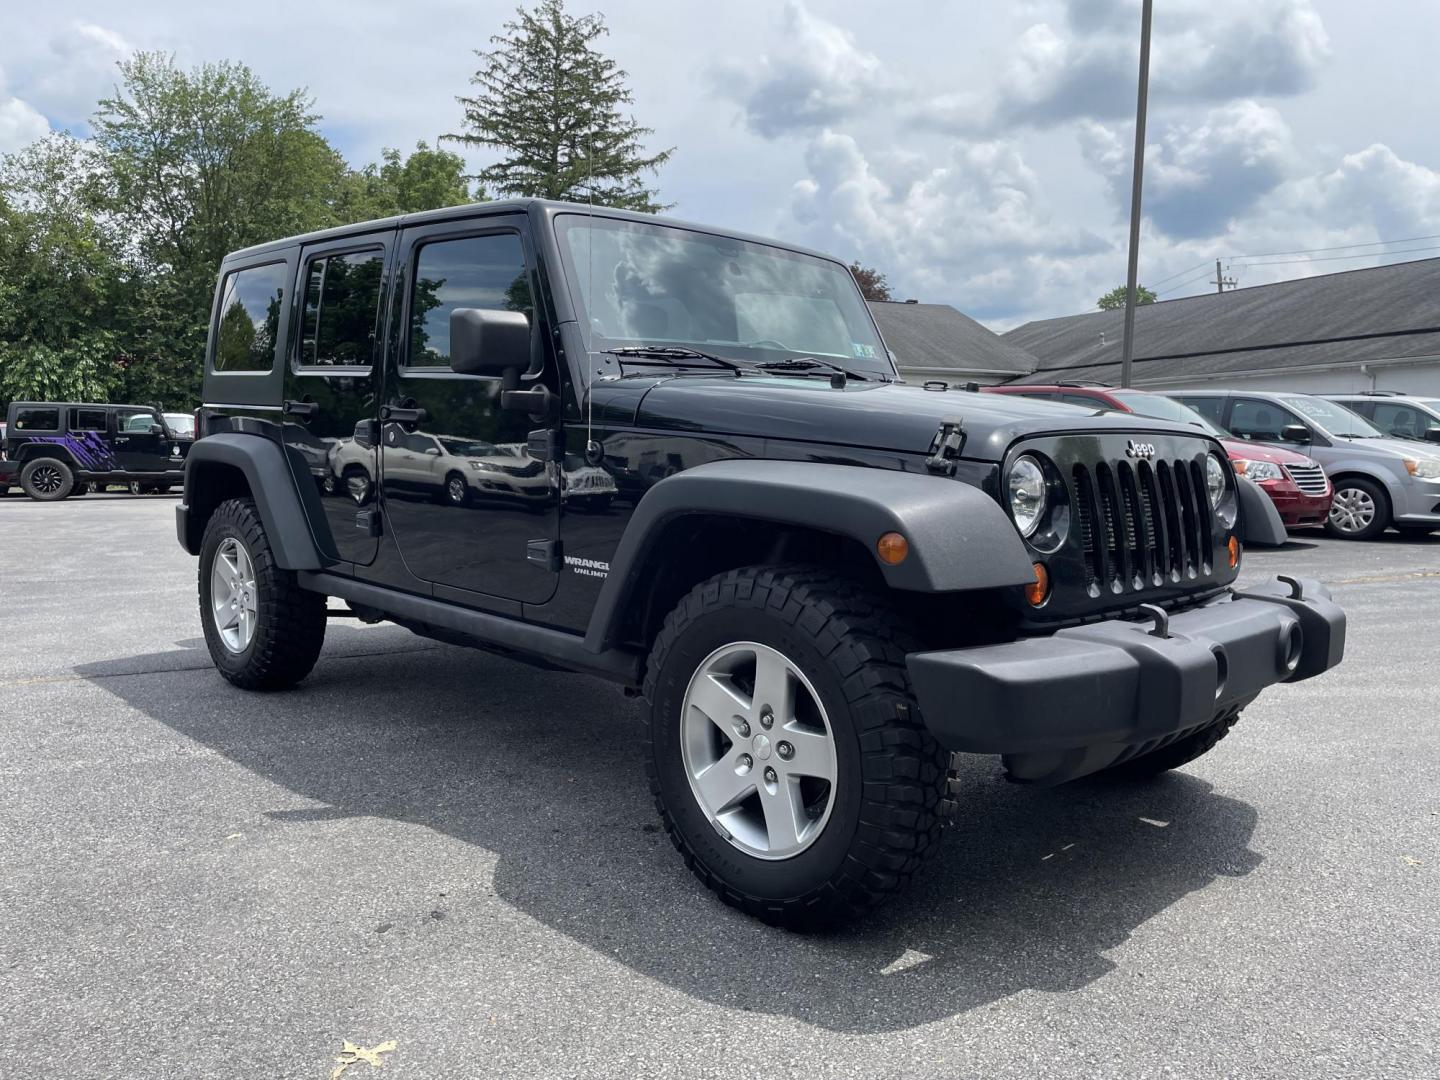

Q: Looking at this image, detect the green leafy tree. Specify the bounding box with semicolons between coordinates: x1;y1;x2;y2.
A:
849;261;893;302
88;52;353;403
0;137;127;408
1097;284;1157;310
447;0;672;211
342;141;481;220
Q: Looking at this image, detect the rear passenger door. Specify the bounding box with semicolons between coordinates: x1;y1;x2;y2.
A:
282;231;394;567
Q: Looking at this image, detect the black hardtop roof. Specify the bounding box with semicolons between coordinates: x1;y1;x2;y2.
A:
8;401;157;411
222;198;843;266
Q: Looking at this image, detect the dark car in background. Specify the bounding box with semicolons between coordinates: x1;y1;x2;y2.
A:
0;402;189;501
982;384;1333;530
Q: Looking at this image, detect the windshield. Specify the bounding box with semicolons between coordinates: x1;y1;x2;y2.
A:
555;215;894;378
1111;391;1228;439
1279;395;1385;438
439;438;500;457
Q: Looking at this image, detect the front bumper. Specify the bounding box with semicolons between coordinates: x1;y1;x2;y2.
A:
1262;482;1332;526
1394;479;1440;525
908;576;1344;765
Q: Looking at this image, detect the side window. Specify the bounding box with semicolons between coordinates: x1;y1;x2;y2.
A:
12;407;60;431
116;409;161;434
1058;393;1099;407
407;233;531;370
298;249;385;367
1229;399;1299;441
214;262;286;372
1176;396;1227;428
1371;403;1425;439
406;432;440;454
70;408;107;431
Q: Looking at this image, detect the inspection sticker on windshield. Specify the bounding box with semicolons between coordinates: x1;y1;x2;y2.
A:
851;343;878;359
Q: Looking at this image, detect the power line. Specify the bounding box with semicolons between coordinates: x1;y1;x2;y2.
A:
1232;244;1440;269
1156;267;1215;295
1231;232;1440;261
1148;259;1212;288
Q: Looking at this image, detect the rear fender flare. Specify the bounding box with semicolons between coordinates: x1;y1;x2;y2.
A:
582;459;1036;652
180;433;325;569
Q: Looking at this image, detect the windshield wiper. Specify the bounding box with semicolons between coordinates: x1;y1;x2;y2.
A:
752;357;874;382
602;345;748;374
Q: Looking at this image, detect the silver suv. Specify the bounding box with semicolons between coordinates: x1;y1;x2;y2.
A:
1325;392;1440;447
1170;390;1440;540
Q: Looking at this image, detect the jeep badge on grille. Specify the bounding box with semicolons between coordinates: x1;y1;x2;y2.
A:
1126;439;1156;460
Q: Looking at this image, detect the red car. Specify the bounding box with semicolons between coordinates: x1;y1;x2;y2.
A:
982;384;1334;528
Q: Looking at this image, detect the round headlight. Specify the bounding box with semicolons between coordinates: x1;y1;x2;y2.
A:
1205;453;1227;507
1008;455;1048;537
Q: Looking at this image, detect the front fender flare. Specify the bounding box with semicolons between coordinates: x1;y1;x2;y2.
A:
179;433;324;569
582;459;1036;652
1236;475;1289;546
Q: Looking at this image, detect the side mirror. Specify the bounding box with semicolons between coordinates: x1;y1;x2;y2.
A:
1425;426;1440;444
449;308;530;377
1280;424;1311;444
424;447;440;456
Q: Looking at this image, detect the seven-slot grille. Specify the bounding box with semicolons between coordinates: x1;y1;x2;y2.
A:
1283;462;1329;496
1071;456;1216;596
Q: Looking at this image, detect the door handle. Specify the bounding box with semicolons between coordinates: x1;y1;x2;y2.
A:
379;405;428;425
283;400;319;418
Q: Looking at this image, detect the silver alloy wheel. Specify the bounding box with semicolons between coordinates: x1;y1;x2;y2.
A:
447;476;466;504
1329;485;1377;534
679;641;838;860
344;470;370;504
210;536;259;653
30;464;64;494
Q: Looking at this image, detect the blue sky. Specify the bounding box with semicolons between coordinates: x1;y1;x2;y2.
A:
2;0;1438;328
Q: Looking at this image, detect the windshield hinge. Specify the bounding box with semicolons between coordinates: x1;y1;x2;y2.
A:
925;419;966;475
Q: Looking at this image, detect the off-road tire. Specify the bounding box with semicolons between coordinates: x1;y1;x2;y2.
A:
20;458;74;501
1098;710;1240;780
198;497;326;690
129;481;149;496
644;565;949;929
1325;476;1390;541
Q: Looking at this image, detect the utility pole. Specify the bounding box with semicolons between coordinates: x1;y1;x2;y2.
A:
1211;258;1237;294
1119;0;1153;389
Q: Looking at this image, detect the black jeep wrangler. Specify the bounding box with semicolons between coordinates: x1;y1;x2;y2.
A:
1;401;189;500
176;200;1345;927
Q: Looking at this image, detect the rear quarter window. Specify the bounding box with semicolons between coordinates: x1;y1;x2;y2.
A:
213;262;287;372
12;407;60;431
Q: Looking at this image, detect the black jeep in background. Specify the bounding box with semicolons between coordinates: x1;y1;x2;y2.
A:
175;199;1345;928
1;402;189;500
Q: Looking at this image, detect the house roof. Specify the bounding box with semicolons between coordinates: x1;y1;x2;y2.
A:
868;301;1038;376
1002;257;1440;385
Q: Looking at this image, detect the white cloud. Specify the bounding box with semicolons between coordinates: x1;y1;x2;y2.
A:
0;65;50;155
917;0;1331;132
788;130;1108;319
1082;101;1297;238
714;1;892;137
13;21;130;126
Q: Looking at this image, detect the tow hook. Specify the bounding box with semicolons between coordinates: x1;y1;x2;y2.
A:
1137;603;1171;639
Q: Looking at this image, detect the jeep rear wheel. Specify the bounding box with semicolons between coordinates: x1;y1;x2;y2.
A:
644;566;948;929
20;458;73;501
198;497;326;690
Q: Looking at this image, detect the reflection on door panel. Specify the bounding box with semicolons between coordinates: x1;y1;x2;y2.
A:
382;227;559;603
282;243;387;566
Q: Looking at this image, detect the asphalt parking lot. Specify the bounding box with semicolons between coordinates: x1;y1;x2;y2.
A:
1;493;1436;1079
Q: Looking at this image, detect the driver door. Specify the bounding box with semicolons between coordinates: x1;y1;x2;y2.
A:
111;407;170;472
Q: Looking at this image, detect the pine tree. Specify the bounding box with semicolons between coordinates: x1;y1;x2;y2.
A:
447;0;673;211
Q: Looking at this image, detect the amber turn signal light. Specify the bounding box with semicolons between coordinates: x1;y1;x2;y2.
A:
1025;562;1050;607
1227;535;1241;569
877;532;909;565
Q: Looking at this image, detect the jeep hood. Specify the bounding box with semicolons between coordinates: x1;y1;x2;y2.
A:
618;376;1215;463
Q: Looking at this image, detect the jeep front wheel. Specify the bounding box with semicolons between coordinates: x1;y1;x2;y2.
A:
644;566;948;929
20;458;74;501
198;497;327;690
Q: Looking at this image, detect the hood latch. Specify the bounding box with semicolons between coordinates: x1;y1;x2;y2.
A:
925;419;966;476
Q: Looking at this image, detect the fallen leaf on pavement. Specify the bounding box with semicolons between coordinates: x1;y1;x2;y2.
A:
331;1039;397;1078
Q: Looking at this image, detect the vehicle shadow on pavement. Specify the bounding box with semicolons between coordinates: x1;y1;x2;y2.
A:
78;632;1263;1035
